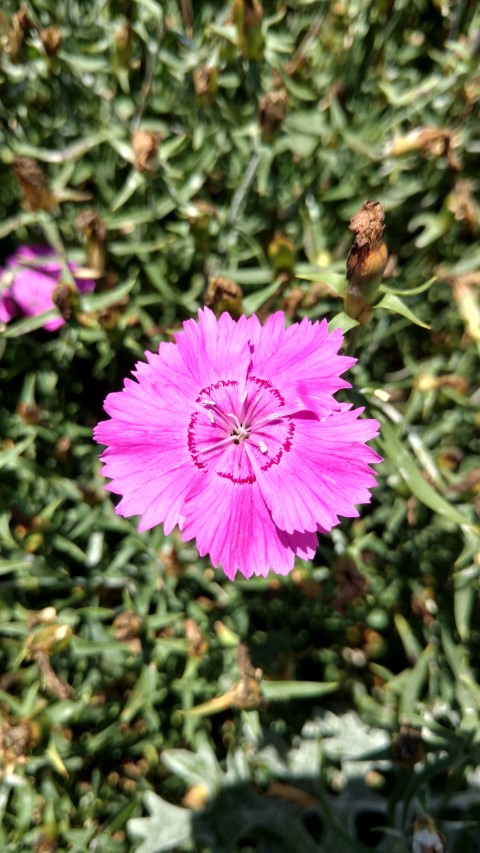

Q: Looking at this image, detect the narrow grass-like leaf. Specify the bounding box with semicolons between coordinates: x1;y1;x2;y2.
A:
375;292;430;328
0;436;35;468
262;680;338;701
79;277;136;312
243;280;281;314
379;420;474;527
1;310;59;337
328;312;359;333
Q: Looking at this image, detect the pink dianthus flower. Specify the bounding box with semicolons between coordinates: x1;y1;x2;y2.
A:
0;245;95;331
94;308;381;579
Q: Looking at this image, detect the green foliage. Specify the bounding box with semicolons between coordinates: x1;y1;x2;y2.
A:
1;0;480;851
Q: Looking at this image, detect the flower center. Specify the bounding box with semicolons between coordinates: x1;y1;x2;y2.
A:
187;376;295;484
231;421;250;444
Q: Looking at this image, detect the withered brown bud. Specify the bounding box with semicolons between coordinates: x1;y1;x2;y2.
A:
184;618;208;657
131;129;159;172
344;200;388;324
232;641;263;709
259;89;288;139
77;208;107;275
115;23;131;52
26;623;73;657
386;127;461;170
267;232;296;277
14;9;35;30
232;0;265;61
77;208;106;241
0;9;33;60
189;201;216;252
447;179;478;233
204;276;243;318
12;157;57;211
52;282;77;322
113;610;142;653
39;26;62;56
113;22;132;73
282;286;304;320
55;435;72;463
333;557;368;613
16;402;43;424
0;717;39;773
193;65;219;105
392;724;425;767
414;373;470;394
446;467;480;497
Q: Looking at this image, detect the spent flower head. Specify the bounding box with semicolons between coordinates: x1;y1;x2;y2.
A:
94;308;381;579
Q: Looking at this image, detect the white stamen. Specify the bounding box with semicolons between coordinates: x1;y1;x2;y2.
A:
241;388;248;404
207;410;215;424
242;391;263;425
258;440;268;454
227;412;244;431
250;412;282;431
203;400;216;407
199;435;236;454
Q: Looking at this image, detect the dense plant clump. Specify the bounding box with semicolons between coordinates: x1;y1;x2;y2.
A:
1;1;479;851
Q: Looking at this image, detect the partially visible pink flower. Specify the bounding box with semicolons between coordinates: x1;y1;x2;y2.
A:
94;308;382;580
0;245;95;331
0;288;16;324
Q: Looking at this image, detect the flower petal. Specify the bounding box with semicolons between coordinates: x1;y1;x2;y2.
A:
174;307;253;392
95;372;199;535
248;408;381;535
0;284;17;323
181;472;317;579
251;314;356;408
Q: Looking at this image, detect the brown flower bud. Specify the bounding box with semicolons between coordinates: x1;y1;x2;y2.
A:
193;65;219;105
39;26;62;56
267;232;296;277
12;156;91;209
204;276;243;318
0;716;39;773
113;610;142;654
16;402;43;424
333;557;368;613
392;724;425;767
0;9;33;61
232;641;263;709
52;282;77;322
259;88;288;140
12;157;57;211
15;9;34;30
26;623;73;657
232;0;265;61
282;286;303;320
446;179;478;233
344;200;388;324
77;208;107;275
115;23;130;51
184;618;208;657
386;127;461;170
131;129;159;172
189;201;216;252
